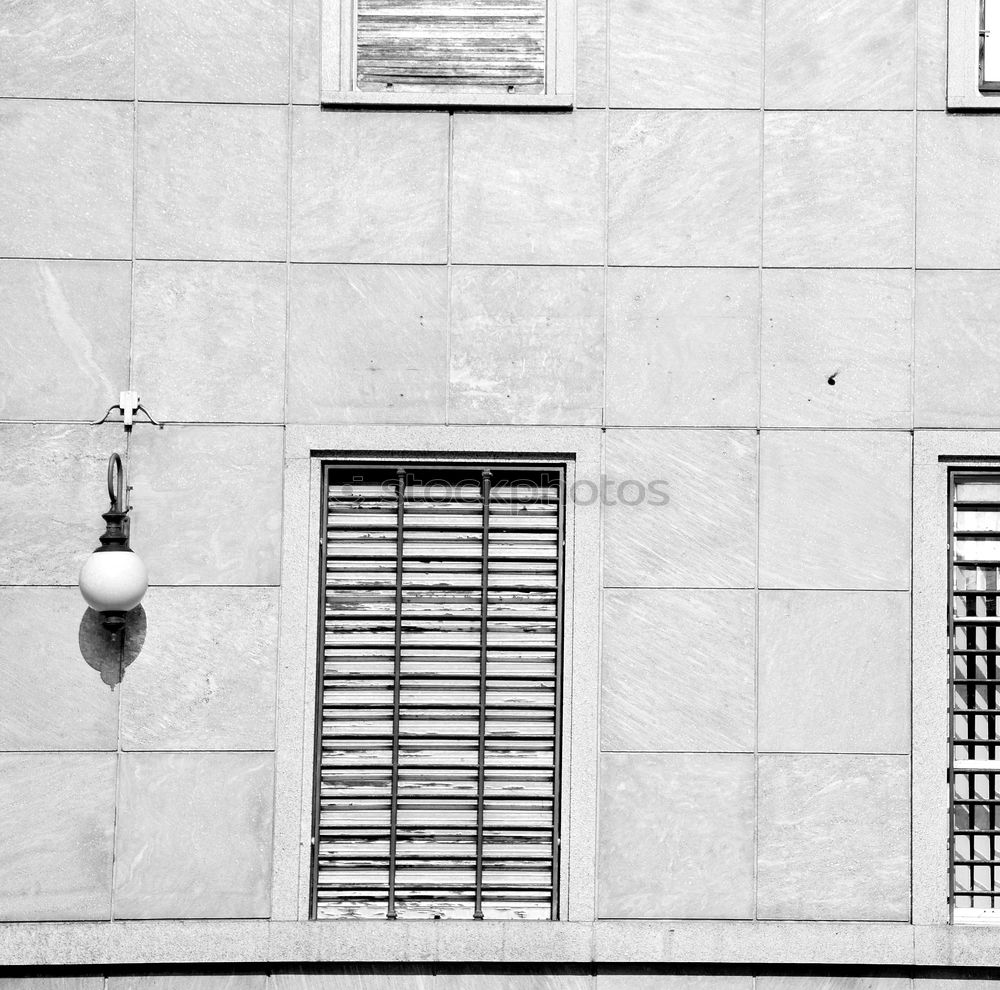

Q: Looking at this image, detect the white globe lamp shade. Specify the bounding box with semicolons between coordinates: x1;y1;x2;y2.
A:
79;549;148;615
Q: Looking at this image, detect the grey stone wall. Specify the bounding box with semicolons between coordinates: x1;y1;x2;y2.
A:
0;0;995;955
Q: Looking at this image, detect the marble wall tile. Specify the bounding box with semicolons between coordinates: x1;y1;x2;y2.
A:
603;430;757;589
0;753;115;920
917;114;1000;268
914;982;999;990
131;261;286;423
765;0;914;108
597;980;752;990
917;0;948;108
287;265;448;423
120;587;278;750
915;270;1000;427
0;101;132;259
0;588;119;751
114;752;274;919
0;980;104;990
0;260;130;420
758;431;911;590
272;974;431;990
598;753;755;918
128;425;284;585
0;424;119;585
609;111;761;266
0;0;133;98
758;591;911;754
437;977;590;990
761;269;913;429
610;0;761;108
576;0;608;107
291;0;320;103
757;754;910;920
602;589;755;752
111;976;267;990
759;979;910;990
136;0;289;102
451;112;606;265
606;268;759;427
136;104;287;262
291;109;448;263
763;112;914;267
448;266;604;425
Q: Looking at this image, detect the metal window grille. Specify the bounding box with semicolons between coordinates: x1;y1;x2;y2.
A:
310;460;565;920
950;470;1000;919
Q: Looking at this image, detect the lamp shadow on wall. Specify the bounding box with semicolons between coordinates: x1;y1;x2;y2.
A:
78;606;147;689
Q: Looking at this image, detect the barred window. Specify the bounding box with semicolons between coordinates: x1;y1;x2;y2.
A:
950;470;1000;921
310;460;565;920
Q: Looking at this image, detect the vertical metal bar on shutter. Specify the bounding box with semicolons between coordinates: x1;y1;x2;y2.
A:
548;468;565;918
386;468;406;919
473;469;492;920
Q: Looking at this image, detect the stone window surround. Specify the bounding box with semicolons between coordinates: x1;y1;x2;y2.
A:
947;0;1000;109
320;0;577;108
913;430;1000;927
272;424;602;922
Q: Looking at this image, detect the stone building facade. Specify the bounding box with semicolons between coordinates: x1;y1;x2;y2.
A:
1;0;999;986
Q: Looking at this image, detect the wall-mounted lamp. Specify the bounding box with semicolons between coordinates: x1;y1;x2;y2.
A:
79;453;148;633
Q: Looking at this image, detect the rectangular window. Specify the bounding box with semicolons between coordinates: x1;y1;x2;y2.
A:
310;460;565;920
321;0;575;107
950;470;1000;921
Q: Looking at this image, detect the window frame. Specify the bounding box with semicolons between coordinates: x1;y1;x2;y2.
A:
948;0;1000;109
320;0;576;109
914;432;1000;927
270;425;600;922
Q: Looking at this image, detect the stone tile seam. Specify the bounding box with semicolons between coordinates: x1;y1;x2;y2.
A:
9;259;1000;271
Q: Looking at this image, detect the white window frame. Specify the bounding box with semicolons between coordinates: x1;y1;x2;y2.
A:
270;425;600;922
914;432;1000;926
948;0;1000;109
320;0;576;108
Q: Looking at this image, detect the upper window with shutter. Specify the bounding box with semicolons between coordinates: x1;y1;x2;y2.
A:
948;0;1000;107
311;460;565;920
321;0;575;108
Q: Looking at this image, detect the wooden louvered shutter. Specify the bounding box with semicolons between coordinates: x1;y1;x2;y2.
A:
313;462;564;920
355;0;546;95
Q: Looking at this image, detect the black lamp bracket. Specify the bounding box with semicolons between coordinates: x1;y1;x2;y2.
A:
96;452;132;552
92;390;162;431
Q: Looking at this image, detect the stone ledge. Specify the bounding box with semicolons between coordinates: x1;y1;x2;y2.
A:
0;921;997;969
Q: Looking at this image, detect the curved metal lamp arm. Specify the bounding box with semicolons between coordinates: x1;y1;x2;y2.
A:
107;452;125;513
